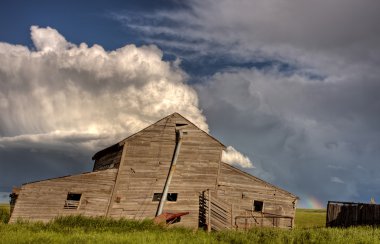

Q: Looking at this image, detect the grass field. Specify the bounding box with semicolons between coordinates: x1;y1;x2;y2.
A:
1;207;380;243
0;204;9;224
295;208;326;228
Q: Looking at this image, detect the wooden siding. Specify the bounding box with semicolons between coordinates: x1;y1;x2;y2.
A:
217;163;297;229
107;113;224;228
9;169;117;223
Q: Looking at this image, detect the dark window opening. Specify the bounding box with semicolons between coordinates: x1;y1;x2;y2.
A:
153;193;162;201
167;193;178;201
175;123;188;127
152;193;178;202
64;193;82;209
253;200;264;212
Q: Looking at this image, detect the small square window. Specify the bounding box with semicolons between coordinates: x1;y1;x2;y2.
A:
153;193;162;201
64;193;82;209
253;200;264;212
167;193;178;202
152;193;178;202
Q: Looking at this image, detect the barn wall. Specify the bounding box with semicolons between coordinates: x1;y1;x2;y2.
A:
9;169;117;223
217;163;297;229
107;113;224;228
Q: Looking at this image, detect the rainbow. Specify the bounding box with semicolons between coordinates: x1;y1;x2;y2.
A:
299;195;325;209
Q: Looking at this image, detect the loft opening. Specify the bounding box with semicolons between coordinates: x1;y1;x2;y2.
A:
152;193;178;202
64;192;82;210
253;200;264;212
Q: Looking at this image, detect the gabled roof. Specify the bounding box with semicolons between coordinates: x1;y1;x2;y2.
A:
92;112;226;160
21;169;118;186
220;162;299;199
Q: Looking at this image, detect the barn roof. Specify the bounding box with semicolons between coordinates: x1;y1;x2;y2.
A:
21;169;118;186
92;112;225;160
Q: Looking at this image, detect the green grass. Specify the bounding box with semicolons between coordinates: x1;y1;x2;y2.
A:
1;209;380;243
295;208;326;228
0;204;9;224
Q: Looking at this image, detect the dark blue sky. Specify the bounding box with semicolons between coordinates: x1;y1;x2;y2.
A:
0;0;159;48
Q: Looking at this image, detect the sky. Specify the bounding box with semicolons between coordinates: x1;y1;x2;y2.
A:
0;0;380;209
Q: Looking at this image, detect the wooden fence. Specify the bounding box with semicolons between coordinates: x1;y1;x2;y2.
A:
326;201;380;227
199;190;233;231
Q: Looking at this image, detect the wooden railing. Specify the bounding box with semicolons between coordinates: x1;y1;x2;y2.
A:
234;213;294;229
64;200;80;210
199;190;233;231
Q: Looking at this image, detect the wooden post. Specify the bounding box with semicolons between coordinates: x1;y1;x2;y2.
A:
207;189;211;232
292;199;297;228
106;143;127;217
326;201;330;227
230;203;233;229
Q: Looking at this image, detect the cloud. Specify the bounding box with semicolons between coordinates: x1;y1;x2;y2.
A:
0;26;250;170
30;26;74;52
0;26;205;147
114;0;380;72
111;0;380;206
222;146;253;168
0;192;9;203
196;66;380;205
331;177;345;184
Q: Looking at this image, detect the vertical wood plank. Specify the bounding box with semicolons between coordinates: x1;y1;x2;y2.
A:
207;189;211;232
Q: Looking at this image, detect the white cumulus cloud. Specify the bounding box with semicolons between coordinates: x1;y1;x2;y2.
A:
0;26;251;168
222;146;253;168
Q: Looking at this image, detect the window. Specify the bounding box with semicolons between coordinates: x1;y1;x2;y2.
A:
152;193;178;202
253;200;264;212
153;193;162;201
64;193;82;209
175;123;188;128
167;193;178;201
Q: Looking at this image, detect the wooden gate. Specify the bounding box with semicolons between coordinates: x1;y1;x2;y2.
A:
199;190;233;231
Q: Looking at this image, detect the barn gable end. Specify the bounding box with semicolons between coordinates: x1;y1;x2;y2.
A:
106;113;225;227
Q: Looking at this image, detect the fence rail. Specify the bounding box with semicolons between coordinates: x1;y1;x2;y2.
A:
64;200;80;210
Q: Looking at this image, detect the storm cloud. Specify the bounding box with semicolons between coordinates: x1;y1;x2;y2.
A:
114;0;380;207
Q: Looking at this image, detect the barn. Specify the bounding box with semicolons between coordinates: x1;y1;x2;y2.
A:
9;113;298;230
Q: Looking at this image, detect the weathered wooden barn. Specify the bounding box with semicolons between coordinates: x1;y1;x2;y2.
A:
9;113;298;230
